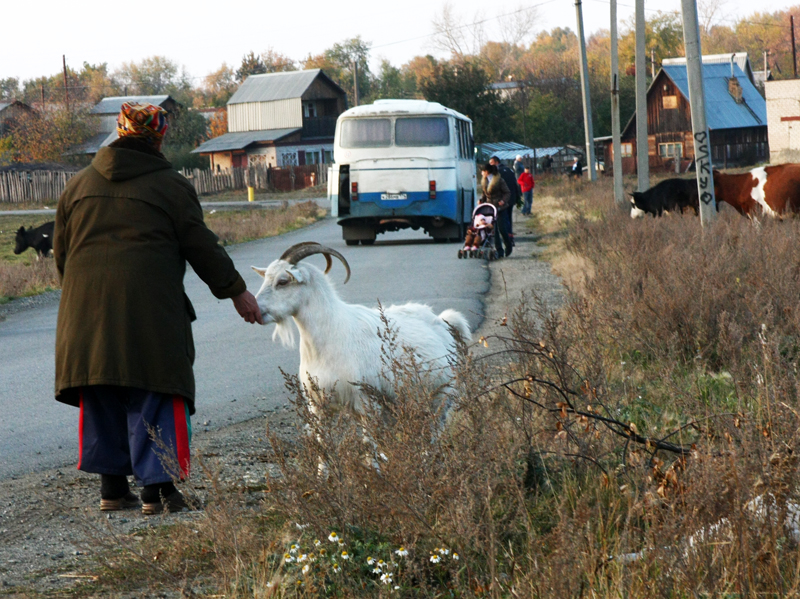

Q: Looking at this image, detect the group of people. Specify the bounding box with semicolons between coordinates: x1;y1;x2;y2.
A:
466;154;535;258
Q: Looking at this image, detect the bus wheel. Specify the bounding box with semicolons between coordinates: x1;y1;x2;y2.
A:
361;239;375;245
345;240;359;246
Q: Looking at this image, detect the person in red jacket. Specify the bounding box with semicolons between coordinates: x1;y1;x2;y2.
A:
518;166;535;215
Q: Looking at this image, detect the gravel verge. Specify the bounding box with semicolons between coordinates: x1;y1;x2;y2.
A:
0;211;565;597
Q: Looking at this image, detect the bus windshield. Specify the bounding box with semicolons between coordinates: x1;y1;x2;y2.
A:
395;117;450;147
340;119;391;148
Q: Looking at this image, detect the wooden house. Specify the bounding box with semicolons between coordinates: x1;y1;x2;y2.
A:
0;100;34;136
193;69;347;171
75;95;179;155
600;55;768;175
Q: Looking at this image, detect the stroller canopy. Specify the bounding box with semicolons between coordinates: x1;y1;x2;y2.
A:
472;202;497;219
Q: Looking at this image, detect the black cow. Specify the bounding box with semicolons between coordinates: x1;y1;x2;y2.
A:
630;178;699;218
14;221;55;257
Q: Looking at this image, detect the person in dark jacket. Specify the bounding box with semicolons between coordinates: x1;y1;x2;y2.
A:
490;156;520;246
479;163;513;258
54;102;262;515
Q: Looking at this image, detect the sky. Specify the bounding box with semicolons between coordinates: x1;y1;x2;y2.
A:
1;0;798;84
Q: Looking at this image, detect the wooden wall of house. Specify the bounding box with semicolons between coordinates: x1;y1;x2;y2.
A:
302;78;347;115
228;98;303;132
647;72;693;137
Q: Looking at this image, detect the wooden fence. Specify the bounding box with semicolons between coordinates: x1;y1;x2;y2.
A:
0;170;77;203
0;163;329;203
181;164;328;196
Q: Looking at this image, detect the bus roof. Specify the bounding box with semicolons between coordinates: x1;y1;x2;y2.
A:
340;99;472;122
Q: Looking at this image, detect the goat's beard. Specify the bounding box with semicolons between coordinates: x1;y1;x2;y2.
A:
271;319;296;348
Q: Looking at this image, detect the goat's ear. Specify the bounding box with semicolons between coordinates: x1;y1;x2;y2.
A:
251;266;267;278
286;268;304;284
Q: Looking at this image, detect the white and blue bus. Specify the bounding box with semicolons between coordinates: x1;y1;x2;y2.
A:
328;99;477;245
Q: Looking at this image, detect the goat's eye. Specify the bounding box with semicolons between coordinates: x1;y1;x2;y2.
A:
276;279;289;287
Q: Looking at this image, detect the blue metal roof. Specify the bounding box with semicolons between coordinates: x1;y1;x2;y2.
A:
192;128;300;153
661;63;766;129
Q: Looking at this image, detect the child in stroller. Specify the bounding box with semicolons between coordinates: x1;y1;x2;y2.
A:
458;203;498;259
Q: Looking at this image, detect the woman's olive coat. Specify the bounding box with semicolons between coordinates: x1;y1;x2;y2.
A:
480;173;511;211
54;147;246;414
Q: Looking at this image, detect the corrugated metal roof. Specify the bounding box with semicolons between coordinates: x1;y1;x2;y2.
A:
228;70;333;105
67;130;118;155
192;128;301;153
662;63;766;129
0;102;10;112
90;95;171;115
477;142;581;161
662;52;755;85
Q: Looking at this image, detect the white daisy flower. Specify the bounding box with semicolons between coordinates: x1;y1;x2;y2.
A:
430;554;441;564
438;548;450;556
314;539;321;547
394;586;400;590
453;553;460;561
302;564;310;574
380;573;393;585
377;559;386;568
338;540;345;547
341;551;350;560
289;544;299;554
367;556;376;565
284;553;294;563
295;522;309;529
297;554;308;563
332;562;341;573
319;548;327;556
328;531;339;543
373;567;382;574
394;547;408;557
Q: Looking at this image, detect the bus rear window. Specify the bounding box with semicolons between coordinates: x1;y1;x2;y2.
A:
395;117;450;147
340;119;391;148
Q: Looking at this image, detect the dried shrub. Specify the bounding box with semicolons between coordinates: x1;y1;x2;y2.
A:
207;201;325;246
0;257;59;299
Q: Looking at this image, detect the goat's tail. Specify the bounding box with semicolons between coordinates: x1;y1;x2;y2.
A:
438;309;471;341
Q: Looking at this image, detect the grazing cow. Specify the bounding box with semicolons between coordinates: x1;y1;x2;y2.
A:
630;178;699;218
14;221;55;257
713;164;800;217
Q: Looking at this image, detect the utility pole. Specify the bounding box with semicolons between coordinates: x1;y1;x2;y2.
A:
792;15;797;78
610;0;624;206
62;54;69;112
575;0;597;181
40;83;45;109
651;48;656;78
681;0;716;225
635;0;649;191
352;60;360;107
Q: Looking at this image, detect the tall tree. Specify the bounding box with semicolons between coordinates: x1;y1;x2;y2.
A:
199;63;238;107
304;36;372;104
419;59;513;142
115;56;191;98
0;78;20;101
236;51;266;82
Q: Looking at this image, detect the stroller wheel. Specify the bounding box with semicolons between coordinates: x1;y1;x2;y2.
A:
458;250;463;259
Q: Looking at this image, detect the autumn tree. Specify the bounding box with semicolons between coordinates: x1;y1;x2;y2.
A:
115;56;192;100
206;109;228;139
0;78;20;100
304;36;372;104
198;63;238;107
8;107;97;163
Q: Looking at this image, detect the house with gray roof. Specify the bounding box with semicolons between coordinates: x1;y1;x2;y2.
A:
602;54;768;175
75;94;179;155
192;69;347;170
0;100;34;136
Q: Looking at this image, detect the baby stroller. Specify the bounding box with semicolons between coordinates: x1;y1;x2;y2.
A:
458;202;499;260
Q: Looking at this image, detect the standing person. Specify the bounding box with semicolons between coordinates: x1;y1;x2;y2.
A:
571;156;584;178
518;165;535;215
489;155;520;245
513;154;525;179
54;102;263;515
479;163;513;258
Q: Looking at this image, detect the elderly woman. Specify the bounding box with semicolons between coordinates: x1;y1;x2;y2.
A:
480;163;513;258
54;102;262;515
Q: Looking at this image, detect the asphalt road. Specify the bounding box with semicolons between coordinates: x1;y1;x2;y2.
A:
0;218;489;480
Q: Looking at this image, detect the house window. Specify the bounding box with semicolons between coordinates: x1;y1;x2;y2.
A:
305;151;321;164
620;143;633;157
280;151;298;166
303;102;317;118
659;142;682;158
324;150;333;163
662;95;679;109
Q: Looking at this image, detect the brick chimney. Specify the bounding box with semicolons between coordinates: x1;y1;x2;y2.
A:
728;77;744;103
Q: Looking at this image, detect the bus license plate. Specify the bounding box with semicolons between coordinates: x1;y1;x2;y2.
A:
381;193;408;200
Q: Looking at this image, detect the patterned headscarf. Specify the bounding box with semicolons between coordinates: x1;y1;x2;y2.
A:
116;102;169;148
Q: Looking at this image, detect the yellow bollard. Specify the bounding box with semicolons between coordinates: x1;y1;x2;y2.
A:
247;186;255;203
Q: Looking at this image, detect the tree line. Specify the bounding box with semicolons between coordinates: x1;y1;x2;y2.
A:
1;4;798;168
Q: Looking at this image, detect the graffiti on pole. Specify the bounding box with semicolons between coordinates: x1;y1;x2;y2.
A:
694;130;714;206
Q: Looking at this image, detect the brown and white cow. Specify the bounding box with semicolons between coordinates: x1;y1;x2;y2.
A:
713;164;800;217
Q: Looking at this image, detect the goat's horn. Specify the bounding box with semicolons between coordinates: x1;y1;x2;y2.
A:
279;242;351;284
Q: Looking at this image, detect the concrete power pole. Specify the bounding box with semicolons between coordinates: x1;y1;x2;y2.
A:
681;0;716;225
635;0;649;192
575;0;597;181
610;0;625;205
353;60;360;107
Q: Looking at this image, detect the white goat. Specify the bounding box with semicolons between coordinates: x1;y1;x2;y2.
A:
252;242;471;412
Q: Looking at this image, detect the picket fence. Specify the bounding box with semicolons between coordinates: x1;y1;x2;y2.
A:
0;163;328;203
0;170;77;203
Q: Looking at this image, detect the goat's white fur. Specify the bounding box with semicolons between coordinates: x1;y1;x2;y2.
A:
252;257;470;413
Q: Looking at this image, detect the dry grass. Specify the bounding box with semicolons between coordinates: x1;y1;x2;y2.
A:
67;175;800;598
206;201;326;246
